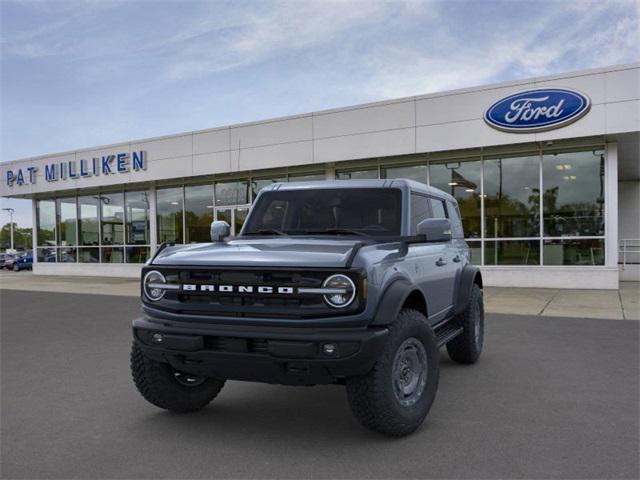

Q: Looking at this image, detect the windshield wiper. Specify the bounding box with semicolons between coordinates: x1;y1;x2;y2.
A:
302;228;368;237
244;229;288;236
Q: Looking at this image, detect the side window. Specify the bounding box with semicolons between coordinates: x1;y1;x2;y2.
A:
410;193;431;234
447;201;464;239
429;198;447;219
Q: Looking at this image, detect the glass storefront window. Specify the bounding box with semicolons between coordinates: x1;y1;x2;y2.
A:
336;168;378;180
58;247;77;263
382;164;428;185
100;193;124;245
543;239;604;265
56;198;77;246
126;246;150;263
542;150;605;237
157;187;184;243
484;155;540;238
78;247;100;263
215;180;249;206
430;159;481;238
251;177;287;197
36;200;56;246
484;240;540;265
185;184;214;243
466;241;481;265
37;246;56;262
78;196;100;246
101;247;124;263
288;172;325;182
125;191;150;245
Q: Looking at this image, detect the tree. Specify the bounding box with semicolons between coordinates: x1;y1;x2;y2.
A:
0;223;32;251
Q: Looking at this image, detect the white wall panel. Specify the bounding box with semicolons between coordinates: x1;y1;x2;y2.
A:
131;134;192;161
314;101;414;139
606;100;640;134
230;116;312;149
193;151;232;176
193;128;229;155
132;156;193;182
534;72;606;105
236;141;313;171
535;104;607;141
606;68;640;103
315;128;415;163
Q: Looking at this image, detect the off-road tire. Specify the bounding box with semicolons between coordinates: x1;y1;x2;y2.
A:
345;309;439;436
131;342;225;413
446;284;484;364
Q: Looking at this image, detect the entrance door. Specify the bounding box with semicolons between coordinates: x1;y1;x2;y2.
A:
215;206;250;236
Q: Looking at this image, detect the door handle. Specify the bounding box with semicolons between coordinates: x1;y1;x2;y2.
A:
436;258;447;267
453;255;462;263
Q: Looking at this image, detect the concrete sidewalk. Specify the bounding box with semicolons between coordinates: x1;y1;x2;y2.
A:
1;270;638;320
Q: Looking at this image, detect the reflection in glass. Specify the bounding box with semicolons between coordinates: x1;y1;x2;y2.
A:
101;247;124;263
382;164;427;185
157;187;184;243
430;160;481;238
336;169;378;180
56;198;77;246
58;247;77;263
37;200;56;246
542;150;605;237
100;193;124;245
288;172;325;182
125;191;150;245
78;247;100;263
215;208;232;227
37;247;56;262
215;181;249;206
484;155;540;238
78;196;100;246
543;239;604;265
126;246;150;263
466;241;481;265
235;207;249;235
484;240;540;265
185;184;214;243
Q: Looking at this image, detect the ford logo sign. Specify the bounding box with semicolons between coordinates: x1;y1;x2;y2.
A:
484;88;591;133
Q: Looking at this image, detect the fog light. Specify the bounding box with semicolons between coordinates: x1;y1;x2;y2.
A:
152;333;163;344
323;343;337;355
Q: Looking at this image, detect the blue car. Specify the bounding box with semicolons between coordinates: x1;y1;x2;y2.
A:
13;253;33;271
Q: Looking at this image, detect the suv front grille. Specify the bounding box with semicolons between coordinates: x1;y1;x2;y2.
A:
143;266;364;320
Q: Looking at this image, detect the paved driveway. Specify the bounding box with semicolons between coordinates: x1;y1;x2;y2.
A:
1;290;638;479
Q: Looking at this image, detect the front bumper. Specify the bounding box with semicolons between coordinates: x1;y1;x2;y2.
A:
133;316;388;385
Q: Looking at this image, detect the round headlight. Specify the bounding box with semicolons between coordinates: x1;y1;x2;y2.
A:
322;274;356;308
143;270;166;302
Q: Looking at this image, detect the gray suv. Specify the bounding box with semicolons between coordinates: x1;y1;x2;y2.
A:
131;180;484;436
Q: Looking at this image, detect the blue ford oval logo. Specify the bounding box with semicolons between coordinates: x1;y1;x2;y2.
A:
484;88;591;133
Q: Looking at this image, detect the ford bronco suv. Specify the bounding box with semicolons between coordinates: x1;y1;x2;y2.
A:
131;180;484;436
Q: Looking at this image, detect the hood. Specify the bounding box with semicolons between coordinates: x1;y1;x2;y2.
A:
151;237;363;268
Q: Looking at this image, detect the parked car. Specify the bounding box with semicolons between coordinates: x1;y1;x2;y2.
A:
12;252;33;271
2;253;17;270
131;179;484;436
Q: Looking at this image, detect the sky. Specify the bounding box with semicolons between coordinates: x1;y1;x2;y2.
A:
1;0;639;228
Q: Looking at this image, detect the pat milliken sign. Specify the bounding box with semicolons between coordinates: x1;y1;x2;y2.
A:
5;151;147;187
484;88;591;133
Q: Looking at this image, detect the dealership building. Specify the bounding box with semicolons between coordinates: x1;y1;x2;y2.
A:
1;63;638;288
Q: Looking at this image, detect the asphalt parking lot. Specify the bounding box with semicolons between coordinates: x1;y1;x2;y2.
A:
1;289;638;479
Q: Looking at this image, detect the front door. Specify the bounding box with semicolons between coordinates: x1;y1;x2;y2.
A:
215;206;250;236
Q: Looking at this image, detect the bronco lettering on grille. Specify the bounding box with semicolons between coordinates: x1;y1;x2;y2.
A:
182;284;295;294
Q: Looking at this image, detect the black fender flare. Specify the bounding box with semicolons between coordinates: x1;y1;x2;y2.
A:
371;277;420;326
454;265;483;315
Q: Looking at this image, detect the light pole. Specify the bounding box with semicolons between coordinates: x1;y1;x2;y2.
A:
2;207;15;251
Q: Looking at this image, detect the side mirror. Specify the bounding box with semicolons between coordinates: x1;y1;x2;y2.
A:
210;220;231;242
417;218;452;242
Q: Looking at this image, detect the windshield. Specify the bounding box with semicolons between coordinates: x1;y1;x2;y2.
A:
242;188;402;236
242;188;402;237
